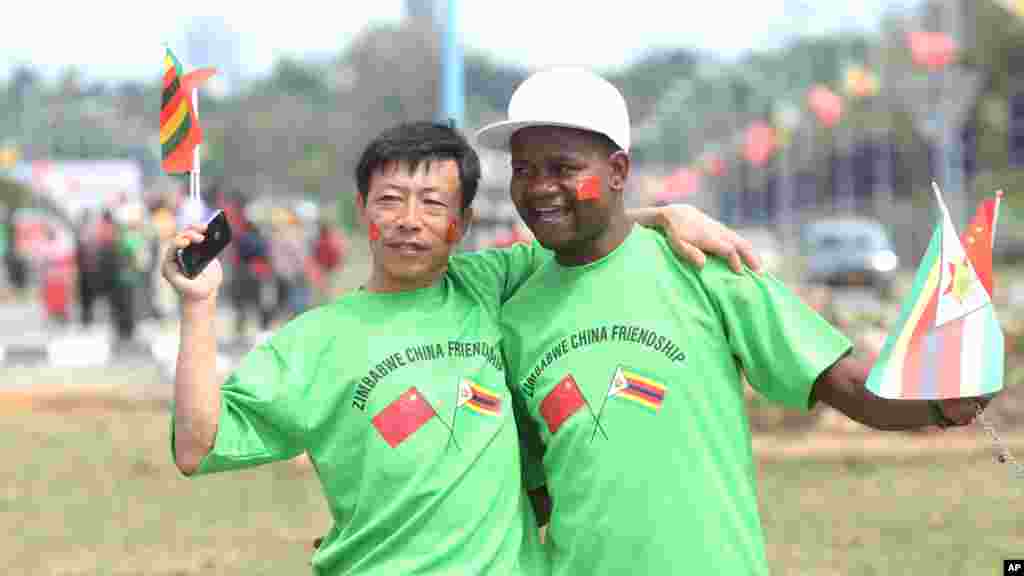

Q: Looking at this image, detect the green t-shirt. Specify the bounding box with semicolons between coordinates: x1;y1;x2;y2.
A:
500;226;852;576
118;227;147;285
171;242;551;575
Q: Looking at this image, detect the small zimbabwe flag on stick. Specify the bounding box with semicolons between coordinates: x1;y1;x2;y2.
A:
161;45;217;223
160;46;216;174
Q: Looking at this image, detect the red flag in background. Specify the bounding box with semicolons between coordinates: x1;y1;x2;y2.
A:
743;122;778;167
960;193;1001;297
907;31;956;71
372;386;436;448
540;374;586;434
657;167;701;204
807;85;843;128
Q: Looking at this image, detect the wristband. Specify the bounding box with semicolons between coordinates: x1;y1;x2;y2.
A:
928;400;957;429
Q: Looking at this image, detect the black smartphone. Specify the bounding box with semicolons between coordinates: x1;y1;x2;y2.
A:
177;209;232;279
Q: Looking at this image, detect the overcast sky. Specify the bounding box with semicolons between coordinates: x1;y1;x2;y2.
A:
2;0;921;82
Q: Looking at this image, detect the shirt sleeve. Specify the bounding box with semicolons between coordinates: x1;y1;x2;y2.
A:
450;241;552;309
701;260;853;411
170;337;309;476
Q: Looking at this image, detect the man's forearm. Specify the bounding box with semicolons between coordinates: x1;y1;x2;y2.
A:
625;206;659;227
174;296;222;474
812;355;935;431
527;486;552;527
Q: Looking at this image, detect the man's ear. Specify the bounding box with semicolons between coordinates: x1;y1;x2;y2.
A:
461;207;474;240
356;192;368;227
449;207;474;243
607;151;630;193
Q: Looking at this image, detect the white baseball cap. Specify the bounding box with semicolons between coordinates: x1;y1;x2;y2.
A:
475;67;631;153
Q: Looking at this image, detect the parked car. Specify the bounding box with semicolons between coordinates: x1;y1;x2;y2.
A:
801;217;899;295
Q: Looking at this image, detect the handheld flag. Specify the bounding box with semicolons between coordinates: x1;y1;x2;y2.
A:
161;47;216;174
866;184;1004;400
960;191;1002;298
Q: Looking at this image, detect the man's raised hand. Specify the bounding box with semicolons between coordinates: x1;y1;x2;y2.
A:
162;224;224;303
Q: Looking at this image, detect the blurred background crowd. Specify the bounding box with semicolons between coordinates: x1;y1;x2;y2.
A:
0;185;348;345
1;0;1024;392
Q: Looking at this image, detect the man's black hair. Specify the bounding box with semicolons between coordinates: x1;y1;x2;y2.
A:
593;132;623;157
355;121;481;213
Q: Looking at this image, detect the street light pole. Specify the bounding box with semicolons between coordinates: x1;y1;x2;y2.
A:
439;0;465;129
872;14;894;223
783;0;814;254
940;0;967;228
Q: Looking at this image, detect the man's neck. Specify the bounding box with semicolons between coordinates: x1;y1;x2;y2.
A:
554;215;633;267
363;269;444;294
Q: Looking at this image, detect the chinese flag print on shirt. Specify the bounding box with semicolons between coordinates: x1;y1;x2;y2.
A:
540;374;586;434
372;386;437;448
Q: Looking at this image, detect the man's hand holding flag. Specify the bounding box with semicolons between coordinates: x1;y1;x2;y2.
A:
866;183;1004;426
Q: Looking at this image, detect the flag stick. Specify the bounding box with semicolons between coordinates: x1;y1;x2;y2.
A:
931;181;952;218
447;382;462;452
589;382;612;443
992;190;1004;241
438;412;460;451
191;87;200;209
585;392;609;443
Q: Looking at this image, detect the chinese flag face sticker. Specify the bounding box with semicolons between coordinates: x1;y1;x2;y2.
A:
368;222;381;241
372;386;436;447
540;374;586;434
446;218;459;244
576;175;602;201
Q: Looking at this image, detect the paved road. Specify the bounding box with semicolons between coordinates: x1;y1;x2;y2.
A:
0;284;908;401
0;300;260;392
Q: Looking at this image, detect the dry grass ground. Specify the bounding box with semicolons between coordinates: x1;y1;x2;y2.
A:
3;399;1022;575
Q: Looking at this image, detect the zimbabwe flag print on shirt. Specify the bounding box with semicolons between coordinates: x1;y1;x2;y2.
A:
458;378;502;416
607;366;666;412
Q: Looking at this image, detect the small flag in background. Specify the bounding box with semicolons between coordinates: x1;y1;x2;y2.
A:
540;374;587;434
457;378;502;417
608;366;666;413
160;47;216;174
866;185;1004;400
372;386;437;448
